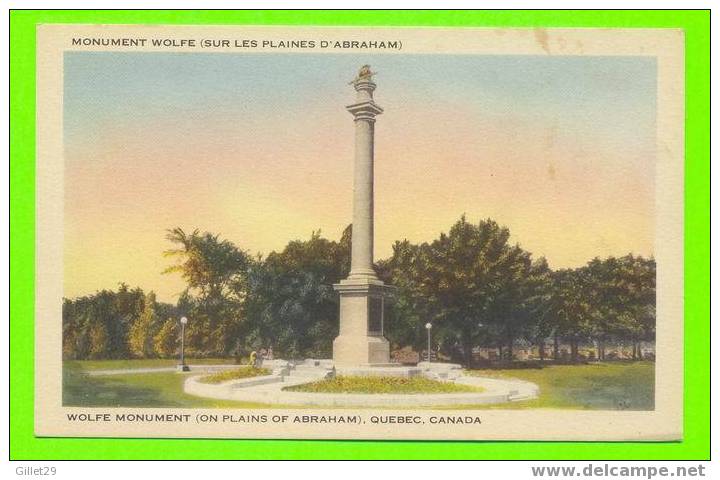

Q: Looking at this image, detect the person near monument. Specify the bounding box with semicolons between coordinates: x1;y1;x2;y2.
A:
249;350;257;368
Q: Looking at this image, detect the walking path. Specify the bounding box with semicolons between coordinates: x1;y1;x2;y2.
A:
86;364;239;376
85;360;539;406
183;360;539;407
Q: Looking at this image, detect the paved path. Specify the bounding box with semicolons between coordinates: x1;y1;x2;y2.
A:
86;364;239;376
86;367;177;376
183;371;539;407
85;361;540;406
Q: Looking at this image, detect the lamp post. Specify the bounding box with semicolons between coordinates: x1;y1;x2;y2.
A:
477;322;485;364
178;316;189;372
425;322;432;363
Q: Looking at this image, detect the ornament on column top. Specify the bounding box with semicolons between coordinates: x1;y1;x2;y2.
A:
347;65;383;121
348;64;377;85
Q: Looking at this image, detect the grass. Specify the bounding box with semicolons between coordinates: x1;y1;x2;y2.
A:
62;359;654;410
62;362;271;408
197;367;271;384
283;375;484;394
463;361;655;410
65;358;237;371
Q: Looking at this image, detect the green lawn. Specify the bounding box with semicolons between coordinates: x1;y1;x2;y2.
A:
464;361;655;410
63;360;654;410
284;376;484;394
65;358;237;371
62;362;270;408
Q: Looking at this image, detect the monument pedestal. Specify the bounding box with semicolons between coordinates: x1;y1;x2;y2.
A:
333;276;393;367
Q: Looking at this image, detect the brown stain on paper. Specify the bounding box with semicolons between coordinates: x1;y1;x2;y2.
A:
534;28;551;54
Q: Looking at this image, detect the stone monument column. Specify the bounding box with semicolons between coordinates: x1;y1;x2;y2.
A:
347;77;381;279
333;66;392;367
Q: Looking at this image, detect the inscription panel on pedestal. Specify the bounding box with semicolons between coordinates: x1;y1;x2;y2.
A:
367;296;383;335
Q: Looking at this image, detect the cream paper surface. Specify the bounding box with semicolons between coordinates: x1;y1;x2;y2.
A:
35;24;684;440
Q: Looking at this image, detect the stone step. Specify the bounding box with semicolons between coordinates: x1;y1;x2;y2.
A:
294;364;333;371
292;364;330;370
424;371;462;381
261;359;291;369
509;394;535;402
300;359;334;368
279;376;321;387
229;375;283;389
286;370;332;379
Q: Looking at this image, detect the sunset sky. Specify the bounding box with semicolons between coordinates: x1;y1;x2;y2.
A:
64;52;656;302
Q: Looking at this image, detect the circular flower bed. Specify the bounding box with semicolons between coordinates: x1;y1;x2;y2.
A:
283;375;484;394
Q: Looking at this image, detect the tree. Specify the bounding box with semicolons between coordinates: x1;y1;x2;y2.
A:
62;285;176;360
62;221;657;365
242;229;350;359
544;268;599;362
378;239;432;353
164;228;250;299
87;320;109;359
63;298;83;360
489;255;550;360
383;216;541;366
584;255;656;360
526;269;556;362
153;319;179;358
110;283;146;358
164;228;251;355
128;292;159;358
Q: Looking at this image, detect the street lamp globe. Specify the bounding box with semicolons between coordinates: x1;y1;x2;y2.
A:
180;316;188;325
425;322;432;330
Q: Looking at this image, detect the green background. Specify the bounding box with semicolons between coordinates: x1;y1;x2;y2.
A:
10;10;710;460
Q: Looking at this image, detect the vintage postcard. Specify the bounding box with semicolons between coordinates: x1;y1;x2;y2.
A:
35;24;684;441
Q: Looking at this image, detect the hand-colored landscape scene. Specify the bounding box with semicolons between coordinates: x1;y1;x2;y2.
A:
63;53;656;410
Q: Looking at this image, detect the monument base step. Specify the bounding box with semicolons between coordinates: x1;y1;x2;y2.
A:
300;359;334;367
286;371;333;379
335;366;423;378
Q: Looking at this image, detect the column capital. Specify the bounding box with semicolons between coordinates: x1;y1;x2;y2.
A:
346;101;383;121
352;78;377;93
347;77;382;121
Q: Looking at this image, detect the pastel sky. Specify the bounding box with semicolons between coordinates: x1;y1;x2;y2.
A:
64;53;656;302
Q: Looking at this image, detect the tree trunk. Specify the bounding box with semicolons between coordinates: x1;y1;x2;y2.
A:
462;331;473;368
507;336;514;362
571;340;579;363
553;334;559;362
539;340;546;362
598;339;605;361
